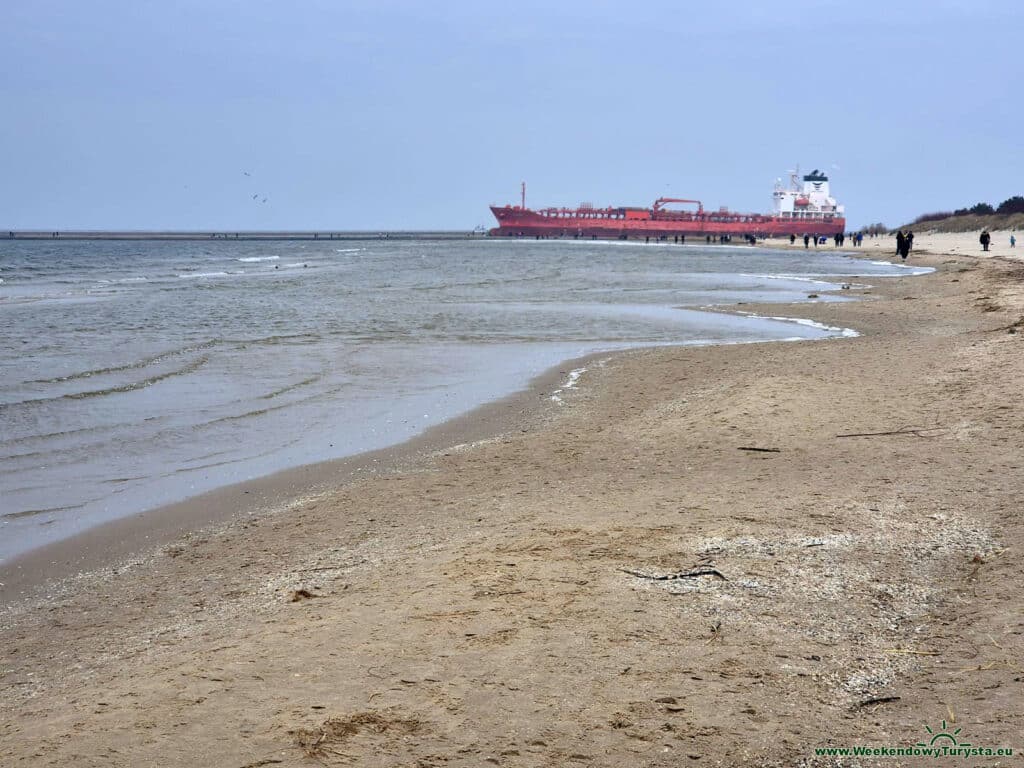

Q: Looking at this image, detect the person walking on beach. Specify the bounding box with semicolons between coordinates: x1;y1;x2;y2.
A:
896;230;906;258
980;230;991;252
906;230;914;255
803;234;809;248
1011;234;1016;248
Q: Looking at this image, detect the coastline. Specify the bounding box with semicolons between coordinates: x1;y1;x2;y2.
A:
3;243;1023;764
0;270;863;594
0;323;849;601
1;237;874;566
0;351;600;601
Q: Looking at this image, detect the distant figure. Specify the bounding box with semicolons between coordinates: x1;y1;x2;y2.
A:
803;234;810;248
1011;234;1017;248
906;231;914;255
813;233;819;247
895;230;906;258
980;230;991;252
790;233;796;245
681;235;685;244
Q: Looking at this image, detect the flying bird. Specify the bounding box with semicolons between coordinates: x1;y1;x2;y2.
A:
252;194;259;200
243;171;251;176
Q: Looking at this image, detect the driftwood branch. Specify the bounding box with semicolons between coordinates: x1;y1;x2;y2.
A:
836;424;946;439
852;695;901;709
620;566;728;582
737;446;781;453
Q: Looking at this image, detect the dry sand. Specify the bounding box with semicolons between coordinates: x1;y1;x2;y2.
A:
2;236;1023;766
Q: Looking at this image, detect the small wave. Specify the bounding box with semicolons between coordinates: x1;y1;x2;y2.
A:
0;421;125;450
258;375;322;400
3;503;86;520
237;256;279;262
95;276;148;285
744;273;839;286
178;271;230;279
3;356;209;409
199;387;333;428
27;340;221;384
225;332;319;347
335;248;363;253
280;262;310;269
741;311;860;339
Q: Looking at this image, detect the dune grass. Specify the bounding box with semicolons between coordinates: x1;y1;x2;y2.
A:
901;213;1024;232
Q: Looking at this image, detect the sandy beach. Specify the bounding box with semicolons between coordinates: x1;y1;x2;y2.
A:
2;233;1023;766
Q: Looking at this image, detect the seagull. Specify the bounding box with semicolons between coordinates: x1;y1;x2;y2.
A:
243;171;251;176
252;194;259;200
261;198;267;203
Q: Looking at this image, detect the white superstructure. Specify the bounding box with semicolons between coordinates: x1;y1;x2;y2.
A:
772;168;844;221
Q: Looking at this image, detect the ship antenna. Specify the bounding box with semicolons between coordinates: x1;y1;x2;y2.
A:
521;181;526;210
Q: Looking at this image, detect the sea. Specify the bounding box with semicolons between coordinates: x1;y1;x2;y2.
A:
0;238;929;562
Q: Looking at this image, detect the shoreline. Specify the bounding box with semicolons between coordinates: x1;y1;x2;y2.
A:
0;257;878;597
0;318;852;602
0;350;602;601
3;244;1022;764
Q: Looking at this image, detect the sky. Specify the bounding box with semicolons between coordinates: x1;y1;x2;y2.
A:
1;0;1020;231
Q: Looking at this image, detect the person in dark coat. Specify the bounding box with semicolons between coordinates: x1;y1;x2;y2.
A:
895;230;906;258
980;230;991;251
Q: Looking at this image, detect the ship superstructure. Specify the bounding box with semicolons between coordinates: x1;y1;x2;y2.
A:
771;169;845;223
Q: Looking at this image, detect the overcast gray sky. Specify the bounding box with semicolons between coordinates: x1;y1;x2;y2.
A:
1;0;1019;230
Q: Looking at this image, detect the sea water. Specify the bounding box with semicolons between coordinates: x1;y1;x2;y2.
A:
0;238;928;560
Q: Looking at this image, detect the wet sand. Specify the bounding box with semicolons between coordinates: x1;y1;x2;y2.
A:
2;242;1023;765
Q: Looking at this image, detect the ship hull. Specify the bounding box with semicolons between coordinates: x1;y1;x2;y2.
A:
489;206;845;238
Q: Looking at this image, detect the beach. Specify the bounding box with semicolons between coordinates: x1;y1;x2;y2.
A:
2;237;1023;765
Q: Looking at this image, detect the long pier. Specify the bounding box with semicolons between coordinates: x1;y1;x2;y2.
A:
3;230;482;242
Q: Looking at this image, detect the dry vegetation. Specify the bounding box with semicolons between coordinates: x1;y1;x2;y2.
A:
900;212;1024;233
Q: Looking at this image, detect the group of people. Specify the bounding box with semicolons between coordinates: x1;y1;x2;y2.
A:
792;232;866;248
894;230;914;260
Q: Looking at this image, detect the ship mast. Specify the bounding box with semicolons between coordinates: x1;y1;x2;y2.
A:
521;182;526;210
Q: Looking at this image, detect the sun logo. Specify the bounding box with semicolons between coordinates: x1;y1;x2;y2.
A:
917;720;972;748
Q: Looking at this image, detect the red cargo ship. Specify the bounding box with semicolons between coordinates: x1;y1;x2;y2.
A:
489;169;845;239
